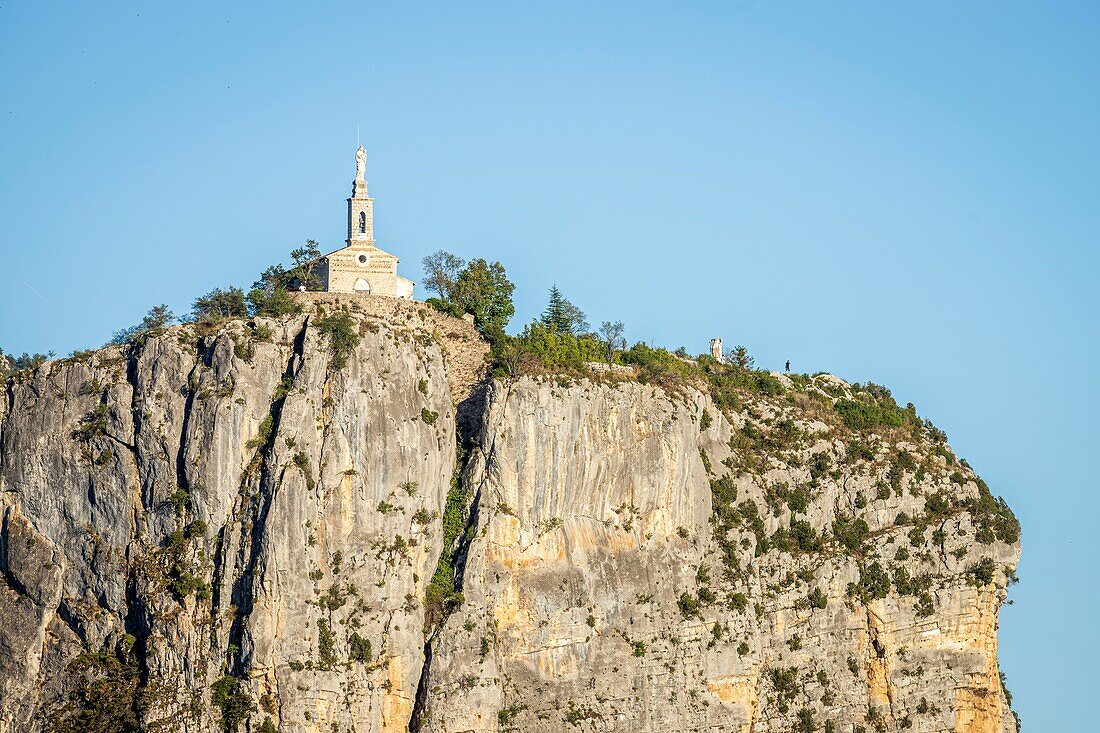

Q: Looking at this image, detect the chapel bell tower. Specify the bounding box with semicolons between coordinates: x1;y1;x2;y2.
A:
348;145;374;245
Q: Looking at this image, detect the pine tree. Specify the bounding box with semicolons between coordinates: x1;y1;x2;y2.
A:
541;285;567;332
541;285;589;335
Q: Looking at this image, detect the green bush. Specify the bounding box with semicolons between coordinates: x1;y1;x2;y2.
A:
769;666;800;712
247;286;301;317
834;383;918;433
315;312;360;369
44;649;143;733
110;305;175;346
773;520;823;553
620;342;695;385
348;632;372;663
699;353;785;410
966;557;996;587
677;592;701;618
292;452;315;489
848;561;891;603
832;515;870;554
787;487;809;514
191;287;248;322
246;415;274;450
75;404;110;442
796;707;817;733
317;618;337;669
425;468;472;627
965;477;1020;545
210;676;254;732
494;321;603;375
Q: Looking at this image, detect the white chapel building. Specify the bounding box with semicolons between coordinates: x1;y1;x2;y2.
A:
315;147;414;298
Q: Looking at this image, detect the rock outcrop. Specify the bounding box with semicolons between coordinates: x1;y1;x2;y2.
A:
0;301;1019;733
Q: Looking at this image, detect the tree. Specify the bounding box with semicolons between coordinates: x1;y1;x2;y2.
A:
0;348;53;376
287;240;324;291
247;242;325;317
597;321;626;364
191;287;248;321
451;259;515;339
422;250;466;301
541;285;589;335
726;345;754;369
111;305;175;345
247;286;299;317
141;305;175;331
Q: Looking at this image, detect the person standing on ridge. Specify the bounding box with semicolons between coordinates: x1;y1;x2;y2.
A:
785;360;791;373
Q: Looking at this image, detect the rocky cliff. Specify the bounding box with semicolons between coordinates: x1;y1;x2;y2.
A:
0;299;1020;733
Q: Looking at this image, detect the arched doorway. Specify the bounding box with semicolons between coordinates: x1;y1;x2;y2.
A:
353;278;371;293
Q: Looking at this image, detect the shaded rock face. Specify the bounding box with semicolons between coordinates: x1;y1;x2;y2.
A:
0;304;477;733
0;310;1019;733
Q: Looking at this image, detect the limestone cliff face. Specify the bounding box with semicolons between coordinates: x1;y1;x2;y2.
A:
419;376;1020;733
0;300;483;733
0;304;1019;733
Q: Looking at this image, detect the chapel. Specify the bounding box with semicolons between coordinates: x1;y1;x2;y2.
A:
315;147;415;298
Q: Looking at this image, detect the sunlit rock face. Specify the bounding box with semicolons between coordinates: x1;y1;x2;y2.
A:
419;377;1020;733
0;304;1018;733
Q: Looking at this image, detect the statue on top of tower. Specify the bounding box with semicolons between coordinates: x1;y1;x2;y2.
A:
355;146;367;181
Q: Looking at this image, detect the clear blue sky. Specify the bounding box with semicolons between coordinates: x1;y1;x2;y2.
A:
1;2;1096;726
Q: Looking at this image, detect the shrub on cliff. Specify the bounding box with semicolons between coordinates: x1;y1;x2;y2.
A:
621;342;696;385
110;305;175;346
0;347;52;377
423;251;515;341
698;349;785;410
190;287;248;322
44;647;144;733
246;241;324;316
210;675;255;732
314;312;360;369
834;383;920;433
966;477;1021;545
493;321;603;376
848;561;892;602
966;557;997;587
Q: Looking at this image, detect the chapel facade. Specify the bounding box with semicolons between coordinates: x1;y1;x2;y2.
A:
315;147;415;298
